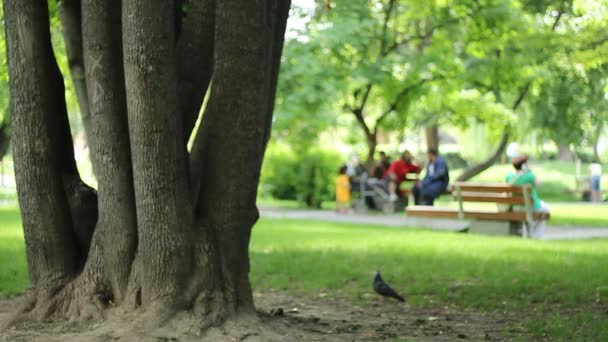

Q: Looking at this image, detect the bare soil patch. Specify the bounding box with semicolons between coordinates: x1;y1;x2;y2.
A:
0;291;524;341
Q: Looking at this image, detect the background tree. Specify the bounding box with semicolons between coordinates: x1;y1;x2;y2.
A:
277;0;463;168
3;0;290;335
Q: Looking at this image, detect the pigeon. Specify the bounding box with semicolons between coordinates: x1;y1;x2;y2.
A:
373;271;405;302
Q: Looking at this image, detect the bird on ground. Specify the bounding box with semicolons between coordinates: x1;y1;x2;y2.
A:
373;271;405;302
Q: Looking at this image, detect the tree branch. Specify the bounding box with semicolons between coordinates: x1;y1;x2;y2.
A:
472;80;492;93
511;81;531;111
379;0;396;55
552;0;566;31
176;0;216;145
351;108;374;142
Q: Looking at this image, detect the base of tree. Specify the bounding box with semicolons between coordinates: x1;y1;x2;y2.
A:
1;291;524;341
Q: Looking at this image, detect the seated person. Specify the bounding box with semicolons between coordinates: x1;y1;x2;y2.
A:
412;148;449;205
506;155;549;239
386;151;422;201
372;151;392;179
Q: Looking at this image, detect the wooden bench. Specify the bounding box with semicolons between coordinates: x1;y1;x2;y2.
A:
406;182;550;238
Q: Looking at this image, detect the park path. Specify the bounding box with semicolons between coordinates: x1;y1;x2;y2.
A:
259;208;608;240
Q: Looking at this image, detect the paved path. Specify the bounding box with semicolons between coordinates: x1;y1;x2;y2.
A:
259;208;608;240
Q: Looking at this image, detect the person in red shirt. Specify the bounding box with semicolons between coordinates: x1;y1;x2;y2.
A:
385;151;422;201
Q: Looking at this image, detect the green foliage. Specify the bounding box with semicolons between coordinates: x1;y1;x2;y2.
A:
260;144;343;208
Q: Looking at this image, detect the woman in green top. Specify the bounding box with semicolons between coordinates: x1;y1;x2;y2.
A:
505;155;550;238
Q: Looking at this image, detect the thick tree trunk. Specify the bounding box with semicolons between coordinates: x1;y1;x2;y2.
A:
425;125;439;151
365;135;378;172
192;0;289;316
123;0;197;310
4;0;291;334
456;132;509;181
4;0;82;316
79;0;138;305
557;143;575;162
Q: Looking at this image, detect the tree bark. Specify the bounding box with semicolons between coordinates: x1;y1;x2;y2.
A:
80;0;138;304
193;0;290;315
0;122;9;161
593;123;602;163
557;143;575;162
123;0;196;309
4;0;81;308
176;0;215;144
58;0;96;173
425;125;439;151
4;0;291;333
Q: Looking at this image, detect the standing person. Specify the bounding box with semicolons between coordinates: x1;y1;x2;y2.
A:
412;148;449;206
336;165;351;214
590;162;602;202
506;155;550;239
386;151;422;201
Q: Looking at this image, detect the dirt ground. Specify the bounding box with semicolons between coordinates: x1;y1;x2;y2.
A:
0;291;525;341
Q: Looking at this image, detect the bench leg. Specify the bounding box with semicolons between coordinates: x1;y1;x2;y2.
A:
521;222;529;239
509;221;522;236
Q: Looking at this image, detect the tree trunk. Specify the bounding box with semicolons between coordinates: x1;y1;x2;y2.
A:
4;0;291;334
365;133;378;172
4;0;83;313
79;0;138;306
0;122;9;161
592;123;602;163
456;132;509;181
58;0;97;171
557;143;575;162
425;125;439;151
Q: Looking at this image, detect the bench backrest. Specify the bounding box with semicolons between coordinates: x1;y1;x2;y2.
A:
450;182;535;222
451;182;532;205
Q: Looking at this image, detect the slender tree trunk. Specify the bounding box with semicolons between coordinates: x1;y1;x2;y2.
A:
456;132;509;181
58;0;98;172
592;123;602;163
365;133;378;171
425;125;439;151
457;82;531;181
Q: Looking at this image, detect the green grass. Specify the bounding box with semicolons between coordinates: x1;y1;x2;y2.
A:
250;220;608;340
0;205;27;296
1;207;608;339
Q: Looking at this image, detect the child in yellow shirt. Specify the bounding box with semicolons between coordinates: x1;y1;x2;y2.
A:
336;165;351;213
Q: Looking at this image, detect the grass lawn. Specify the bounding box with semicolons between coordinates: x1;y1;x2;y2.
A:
1;206;607;340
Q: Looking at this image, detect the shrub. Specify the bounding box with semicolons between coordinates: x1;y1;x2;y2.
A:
260;145;343;208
